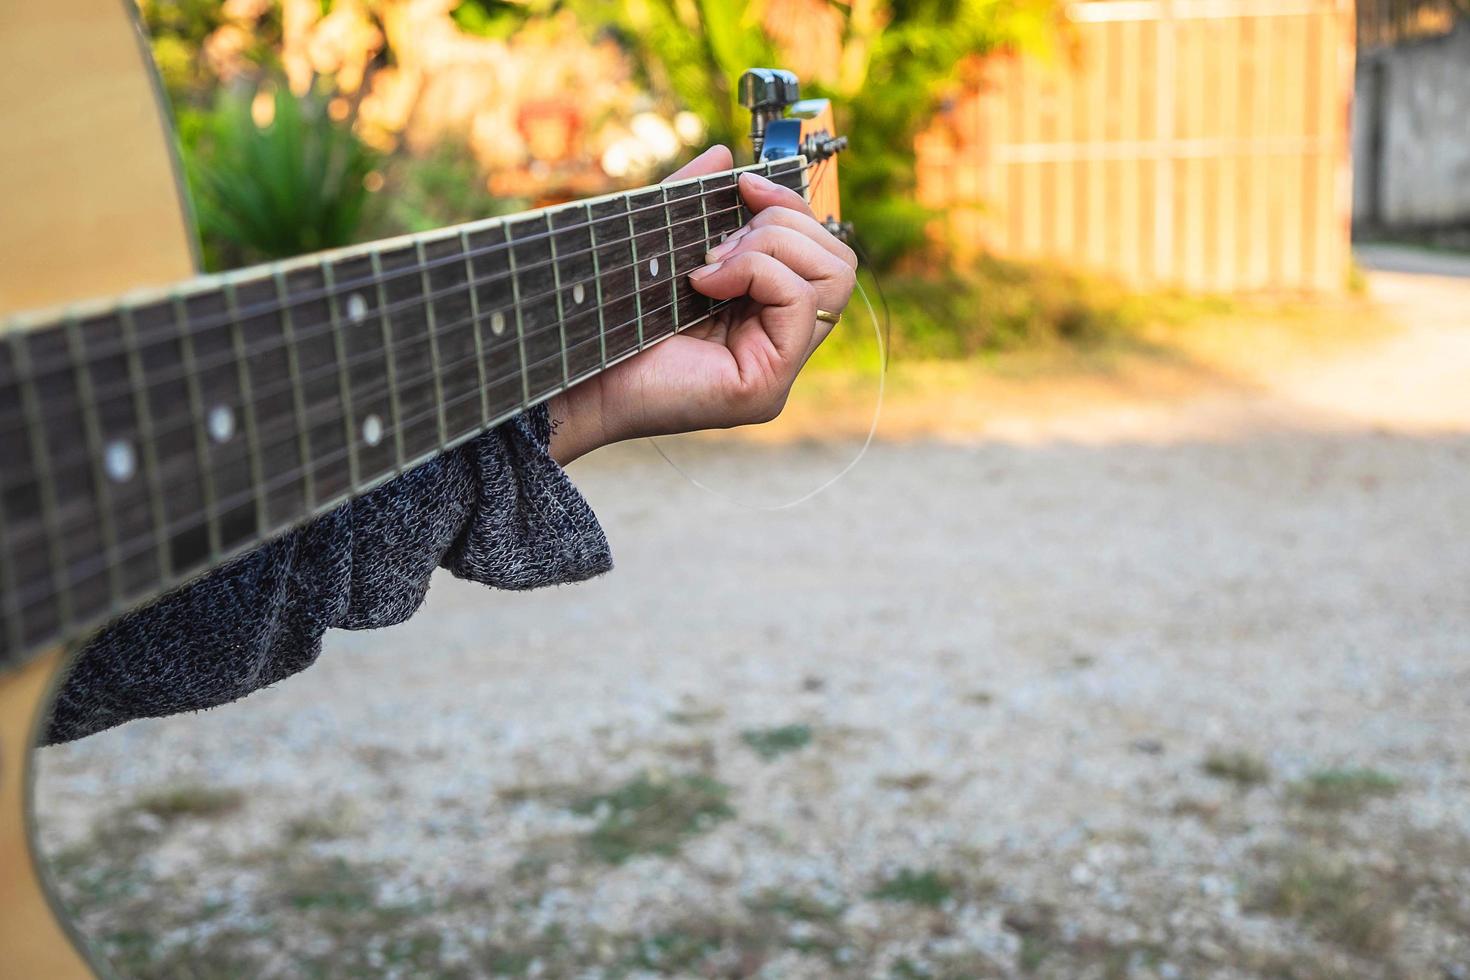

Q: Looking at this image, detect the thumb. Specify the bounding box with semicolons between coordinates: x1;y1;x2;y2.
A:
663;144;733;183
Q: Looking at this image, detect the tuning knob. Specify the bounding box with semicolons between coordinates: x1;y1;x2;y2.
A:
738;68;800;160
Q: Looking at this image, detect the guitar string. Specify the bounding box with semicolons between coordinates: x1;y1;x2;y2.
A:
5;196;758;422
12;163;807;383
6;288;719;610
12;213;743;481
8;163;820;492
6;163;830;619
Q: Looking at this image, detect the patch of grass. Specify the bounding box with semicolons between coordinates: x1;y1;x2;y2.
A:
666;706;725;726
1201;749;1271;788
1289;768;1401;811
869;868;953;907
570;771;735;864
740;724;815;761
745;888;845;924
963;690;995;706
129;784;244;821
1248;850;1399;956
878;772;936;792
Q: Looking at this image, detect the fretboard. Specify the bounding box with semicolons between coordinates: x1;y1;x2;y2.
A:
0;156;808;668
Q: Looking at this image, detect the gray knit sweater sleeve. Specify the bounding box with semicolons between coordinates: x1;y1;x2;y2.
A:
45;405;610;744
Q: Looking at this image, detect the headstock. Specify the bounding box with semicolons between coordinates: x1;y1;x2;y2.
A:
739;68;849;241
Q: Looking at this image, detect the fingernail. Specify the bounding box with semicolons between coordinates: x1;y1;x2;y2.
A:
689;260;723;280
705;227;748;261
739;171;778;189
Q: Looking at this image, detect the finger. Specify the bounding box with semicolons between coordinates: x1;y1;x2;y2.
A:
664;145;733;183
704;225;856;317
737;170;816;220
746;205;858;269
688;251;816;365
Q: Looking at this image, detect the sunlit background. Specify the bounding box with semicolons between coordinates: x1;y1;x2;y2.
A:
34;1;1470;977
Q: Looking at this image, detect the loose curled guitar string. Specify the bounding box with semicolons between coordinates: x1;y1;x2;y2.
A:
649;221;892;511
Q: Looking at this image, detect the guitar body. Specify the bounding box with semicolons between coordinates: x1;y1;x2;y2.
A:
1;0;192;974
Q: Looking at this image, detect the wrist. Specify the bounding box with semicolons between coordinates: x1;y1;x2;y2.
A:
546;383;614;466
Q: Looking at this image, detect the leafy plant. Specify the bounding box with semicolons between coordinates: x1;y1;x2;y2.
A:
184;81;376;268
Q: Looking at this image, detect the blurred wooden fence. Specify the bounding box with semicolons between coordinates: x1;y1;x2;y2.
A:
916;0;1357;292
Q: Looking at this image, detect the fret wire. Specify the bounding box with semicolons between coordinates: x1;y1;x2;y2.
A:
369;249;406;473
15;171;810;387
24;231;716;492
12;200;760;421
223;281;268;538
6;282;726;613
506;233;532;406
415;240;450;446
544;212;571;385
321;262;362;490
64;314;124;607
272;270;318;509
118;304;173;582
174;294;223;561
584;201;608;369
9;332;73;636
460;227;491;427
24;231;713;489
625;198;645;349
662;185;681;335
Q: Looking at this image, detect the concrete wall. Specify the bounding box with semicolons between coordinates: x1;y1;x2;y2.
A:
1354;23;1470;230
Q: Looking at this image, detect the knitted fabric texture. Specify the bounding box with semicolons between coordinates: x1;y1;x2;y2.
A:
45;405;610;744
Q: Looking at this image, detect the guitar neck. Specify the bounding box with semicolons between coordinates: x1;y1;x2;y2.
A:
0;156;808;668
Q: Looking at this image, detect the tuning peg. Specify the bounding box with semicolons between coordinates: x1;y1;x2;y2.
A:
738;68;800;159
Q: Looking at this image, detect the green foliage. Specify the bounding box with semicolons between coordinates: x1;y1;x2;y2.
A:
1201;749;1272;788
567;0;1057;269
570;771;735;863
140;0;282;106
360;140;523;239
1290;768;1401;811
877;255;1141;360
183;83;376;268
740;723;814;760
869;867;954;906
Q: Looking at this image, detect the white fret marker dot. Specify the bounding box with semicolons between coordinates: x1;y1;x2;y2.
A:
104;440;136;483
572;282;585;305
649;257;660;277
362;414;383;447
491;311;506;336
346;293;368;323
207;405;235;443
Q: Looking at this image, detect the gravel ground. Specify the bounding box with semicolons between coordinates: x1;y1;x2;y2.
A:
33;251;1470;979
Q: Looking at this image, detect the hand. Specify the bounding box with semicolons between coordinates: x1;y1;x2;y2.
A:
546;145;858;464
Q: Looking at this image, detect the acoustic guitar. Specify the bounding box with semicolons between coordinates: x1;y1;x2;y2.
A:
0;1;844;974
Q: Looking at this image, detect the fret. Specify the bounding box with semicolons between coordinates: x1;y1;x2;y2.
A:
508;216;562;399
2;334;69;648
702;170;744;241
224;281;269;543
133;299;212;577
591;194;641;364
627;187;676;346
331;252;400;484
174;294;223;563
543;212;571;386
64;316;122;610
459;227;491;428
551;206;602;381
119;304;172;584
235;276;308;529
583;202;608;370
271;270;319;513
281;265;352;507
414;240;450;448
465;222;524;420
421;234;481;443
183;287;256;553
321;263;361;490
378;245;440;464
667;179;713;330
661;186;681;335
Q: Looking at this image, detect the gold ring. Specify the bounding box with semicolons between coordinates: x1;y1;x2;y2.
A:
815;309;842;325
